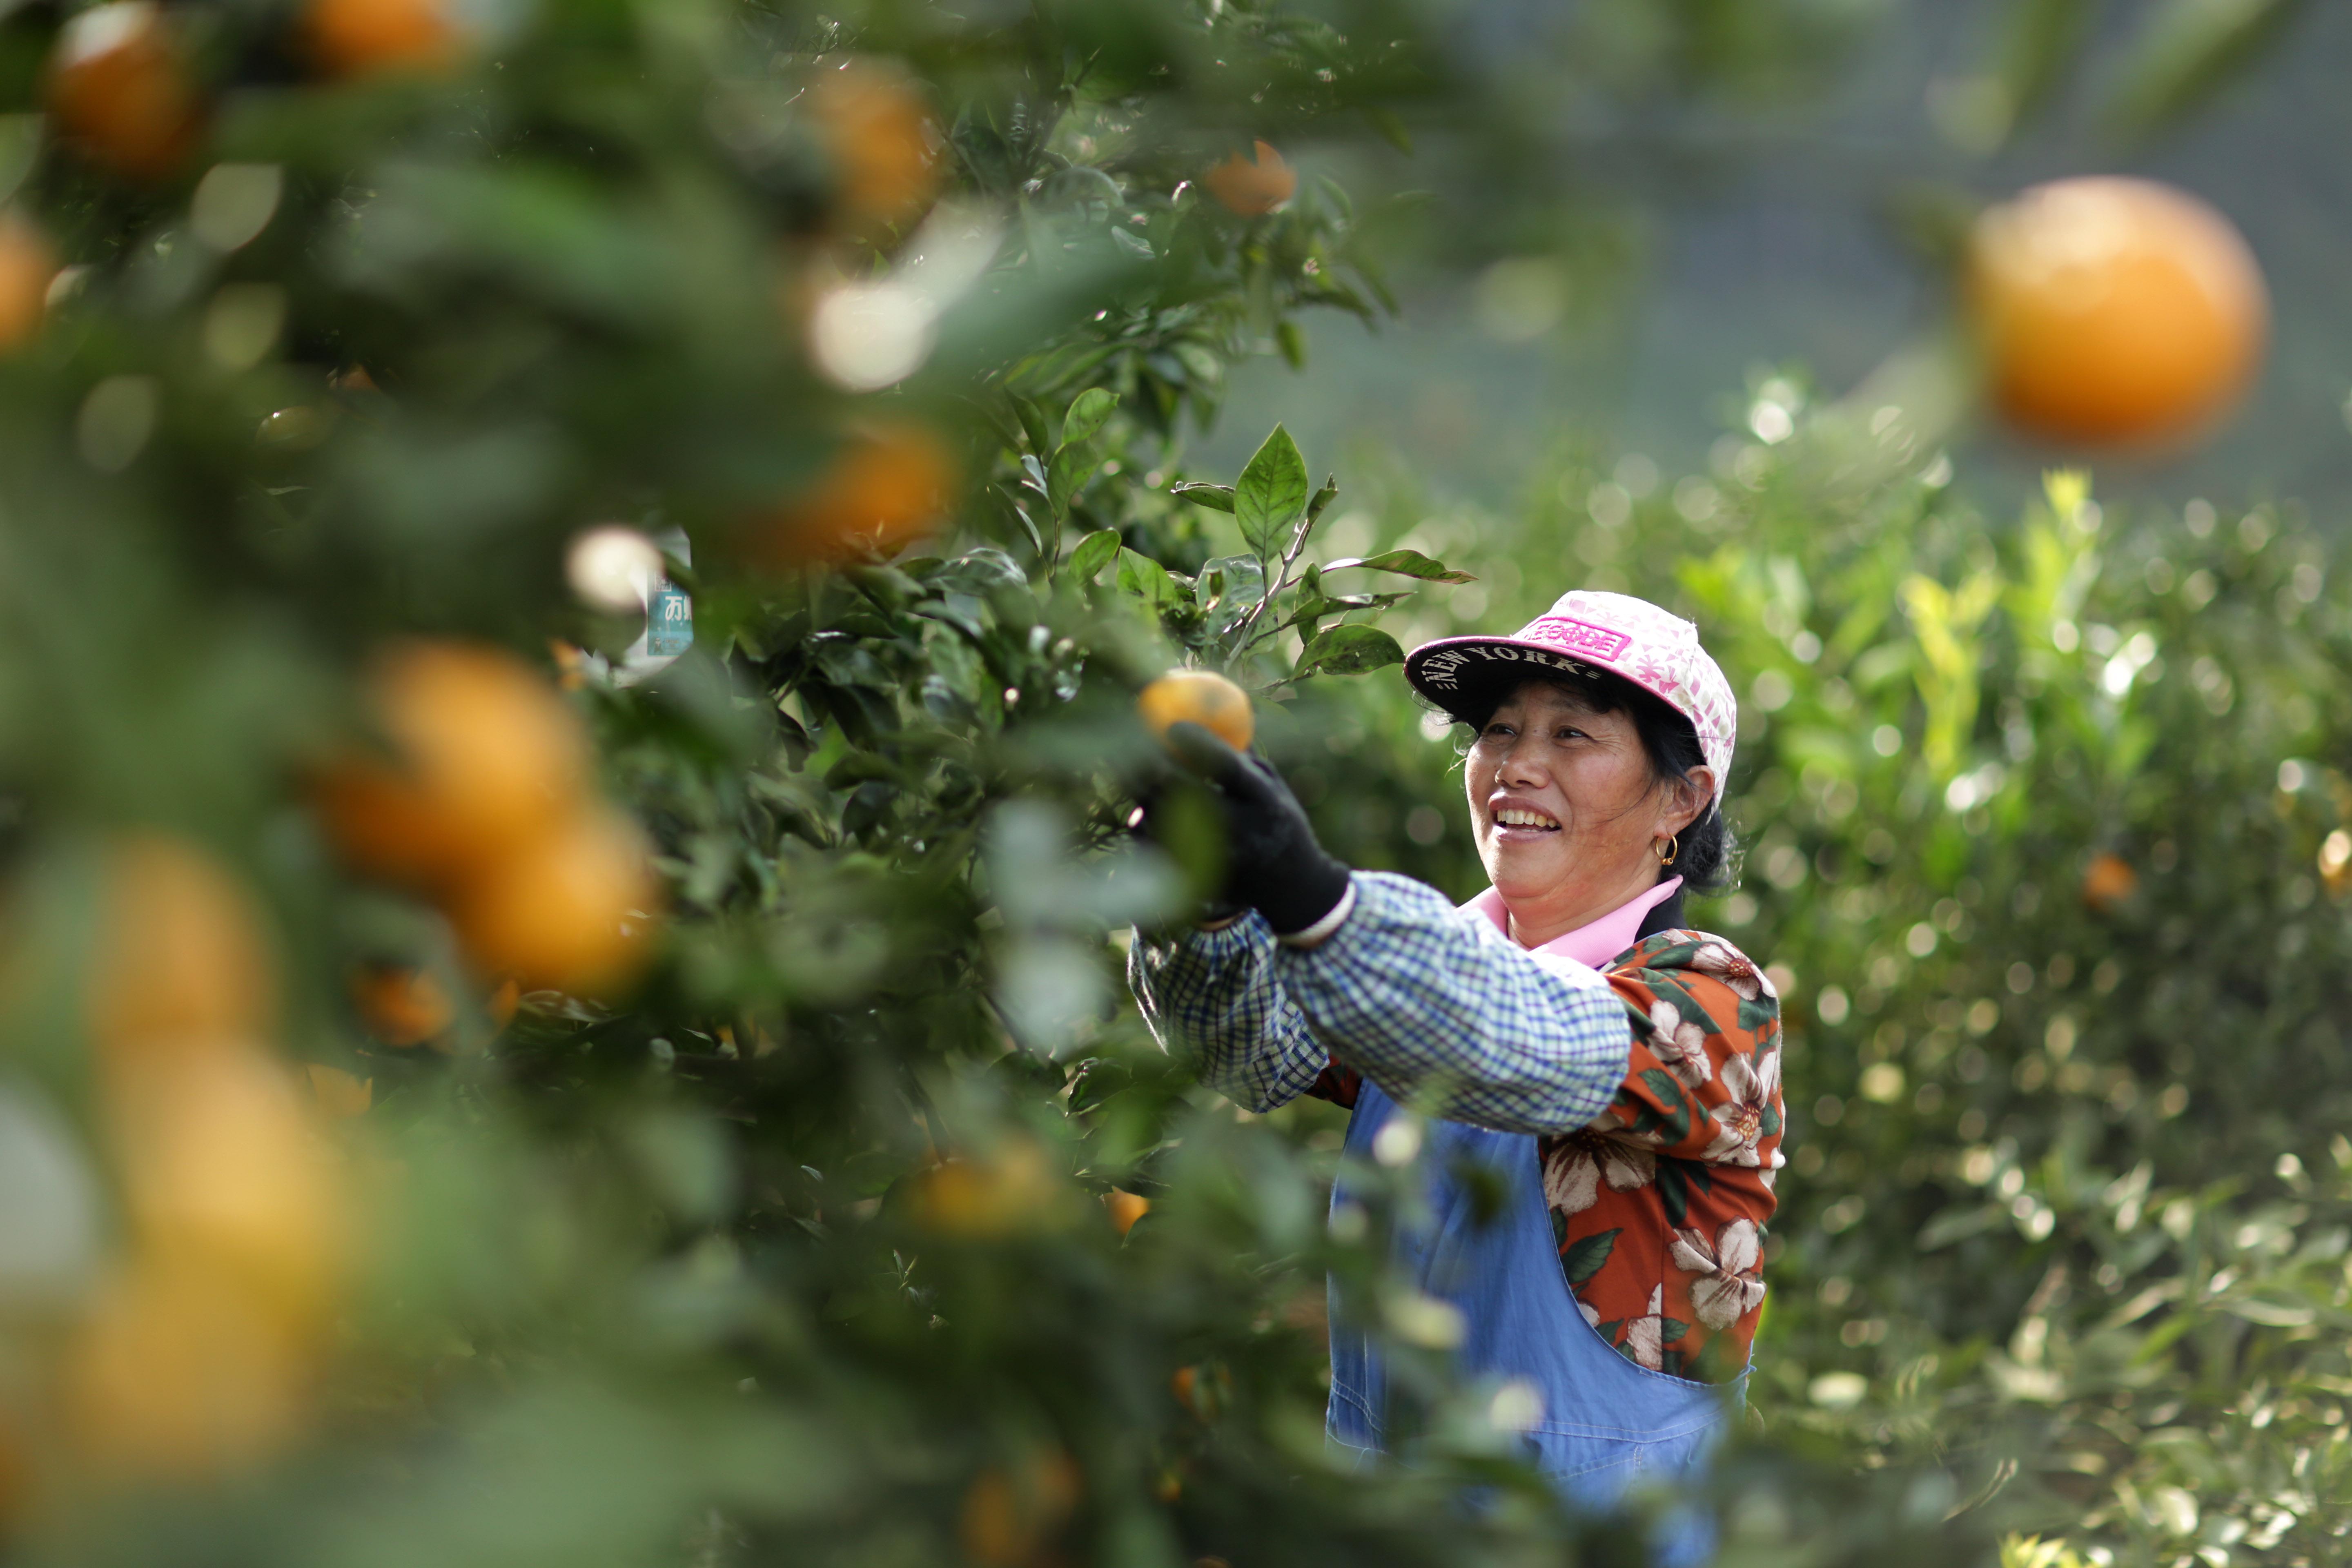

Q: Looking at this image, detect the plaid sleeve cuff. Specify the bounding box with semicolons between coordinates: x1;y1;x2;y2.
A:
1128;913;1327;1113
1271;871;1629;1134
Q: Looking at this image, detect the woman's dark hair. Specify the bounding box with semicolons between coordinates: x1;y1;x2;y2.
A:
1437;669;1738;893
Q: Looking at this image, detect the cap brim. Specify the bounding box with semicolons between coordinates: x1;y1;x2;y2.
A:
1403;634;1617;713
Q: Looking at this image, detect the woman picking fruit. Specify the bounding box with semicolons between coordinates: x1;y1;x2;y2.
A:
1129;590;1782;1533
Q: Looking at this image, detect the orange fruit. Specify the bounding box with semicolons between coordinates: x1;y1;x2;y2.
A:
808;60;937;230
109;1047;343;1323
1967;177;2267;447
0;215;56;352
64;1258;310;1477
2080;852;2138;912
46;3;201;181
313;641;590;890
1203;140;1295;218
303;1062;373;1119
958;1452;1080;1568
908;1143;1067;1237
86;834;276;1063
447;806;659;996
1137;670;1254;753
487;976;521;1027
301;0;462;77
762;423;957;564
350;962;453;1047
1104;1189;1150;1235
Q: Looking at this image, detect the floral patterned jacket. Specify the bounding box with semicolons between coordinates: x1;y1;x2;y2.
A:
1312;928;1784;1383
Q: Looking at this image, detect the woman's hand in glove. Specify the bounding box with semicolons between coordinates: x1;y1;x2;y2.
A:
1156;722;1353;937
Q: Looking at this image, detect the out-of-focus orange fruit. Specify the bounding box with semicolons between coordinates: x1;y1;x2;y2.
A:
1104;1189;1150;1236
763;423;956;564
46;3;202;181
304;1062;373;1119
111;1049;343;1323
808;59;937;230
2080;852;2138;912
313;641;590;890
1967;178;2267;447
63;1258;308;1477
350;962;452;1047
447;807;659;996
87;835;276;1063
1138;670;1254;753
958;1451;1081;1568
301;0;461;77
487;976;521;1027
909;1143;1067;1238
1203;140;1295;218
0;215;56;352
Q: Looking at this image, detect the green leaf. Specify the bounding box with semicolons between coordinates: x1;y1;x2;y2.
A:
1323;550;1477;585
1305;475;1340;525
1276;320;1307;370
1048;444;1094;517
1234;425;1310;559
1295;624;1403;678
1994;0;2097;142
1068;529;1122;586
2102;0;2307;137
1170;482;1235;513
1363;105;1413;154
1117;548;1180;609
1563;1227;1620;1285
1061;388;1118;450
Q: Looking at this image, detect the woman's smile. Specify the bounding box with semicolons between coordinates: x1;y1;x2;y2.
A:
1489;797;1563;835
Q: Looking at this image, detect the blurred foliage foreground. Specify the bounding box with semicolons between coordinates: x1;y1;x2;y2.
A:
0;2;2337;1568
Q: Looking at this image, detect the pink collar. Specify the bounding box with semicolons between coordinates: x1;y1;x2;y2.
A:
1462;876;1685;969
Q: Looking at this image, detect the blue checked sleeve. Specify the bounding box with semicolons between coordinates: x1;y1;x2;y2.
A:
1272;871;1630;1135
1128;913;1329;1114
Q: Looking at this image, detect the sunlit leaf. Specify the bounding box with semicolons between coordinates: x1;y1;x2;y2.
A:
1323;550;1477;585
1234;425;1309;559
1295;624;1404;677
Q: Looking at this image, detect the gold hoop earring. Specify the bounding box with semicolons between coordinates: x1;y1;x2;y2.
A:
1657;834;1679;867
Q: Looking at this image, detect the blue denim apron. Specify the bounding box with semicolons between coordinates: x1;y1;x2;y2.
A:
1327;1077;1739;1521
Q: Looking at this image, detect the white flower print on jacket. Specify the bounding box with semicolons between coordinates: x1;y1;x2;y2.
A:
1646;996;1713;1089
1669;1219;1768;1330
1698;1042;1781;1168
1541;1133;1656;1215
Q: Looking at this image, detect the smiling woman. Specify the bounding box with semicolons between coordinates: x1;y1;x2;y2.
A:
1129;590;1784;1537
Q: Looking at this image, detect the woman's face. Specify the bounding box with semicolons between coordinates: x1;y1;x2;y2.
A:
1463;678;1710;923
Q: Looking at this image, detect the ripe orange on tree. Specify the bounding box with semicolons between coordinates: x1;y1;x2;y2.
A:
1104;1189;1150;1235
45;2;202;182
86;834;277;1065
349;962;454;1047
446;805;659;996
1203;140;1295;218
807;59;938;231
0;215;56;353
301;0;463;78
2080;852;2138;912
313;641;590;891
762;422;957;564
1967;177;2267;447
1138;669;1254;753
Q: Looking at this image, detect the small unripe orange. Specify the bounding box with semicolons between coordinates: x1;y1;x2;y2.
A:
1138;670;1254;753
301;0;462;77
808;60;938;230
313;642;590;891
762;423;956;564
46;3;201;181
1203;140;1295;218
448;806;659;996
0;215;56;352
1967;177;2267;448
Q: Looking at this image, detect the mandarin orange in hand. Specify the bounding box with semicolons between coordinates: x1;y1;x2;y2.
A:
1967;177;2267;448
1138;670;1254;753
448;806;659;996
301;0;462;77
1203;140;1295;218
46;2;201;181
313;641;589;890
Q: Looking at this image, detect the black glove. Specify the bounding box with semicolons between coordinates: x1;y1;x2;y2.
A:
1153;723;1352;936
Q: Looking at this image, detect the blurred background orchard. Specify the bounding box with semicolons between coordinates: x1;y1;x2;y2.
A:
0;0;2345;1566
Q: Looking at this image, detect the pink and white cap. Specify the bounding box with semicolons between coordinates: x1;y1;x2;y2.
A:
1403;589;1736;804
